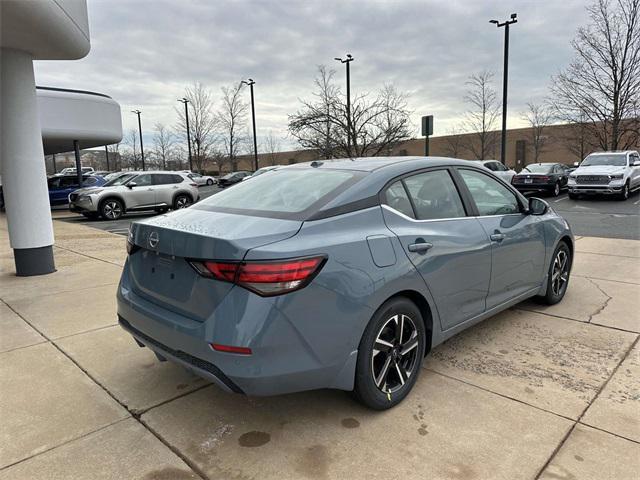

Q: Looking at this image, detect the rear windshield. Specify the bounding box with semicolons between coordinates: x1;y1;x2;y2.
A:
523;164;553;173
197;168;359;218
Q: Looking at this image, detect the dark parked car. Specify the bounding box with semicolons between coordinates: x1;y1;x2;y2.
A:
511;163;571;196
48;174;106;205
217;171;252;187
119;156;573;410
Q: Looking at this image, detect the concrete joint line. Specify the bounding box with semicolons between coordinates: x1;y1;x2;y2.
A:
2;302;208;480
534;336;639;479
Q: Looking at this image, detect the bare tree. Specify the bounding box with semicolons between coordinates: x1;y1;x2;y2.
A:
557;113;597;161
152;123;175;170
218;82;248;171
262;131;281;166
106;143;121;171
123;129;142;170
288;66;413;158
441;125;466;158
175;82;218;172
462;71;500;160
522;103;553;162
550;0;640;150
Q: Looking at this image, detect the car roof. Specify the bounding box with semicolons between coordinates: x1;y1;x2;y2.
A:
286;156;475;173
589;150;637;155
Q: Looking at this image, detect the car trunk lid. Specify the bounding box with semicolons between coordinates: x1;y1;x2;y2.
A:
127;208;302;321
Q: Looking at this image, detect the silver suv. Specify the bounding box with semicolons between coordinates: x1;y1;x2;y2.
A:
69;171;199;220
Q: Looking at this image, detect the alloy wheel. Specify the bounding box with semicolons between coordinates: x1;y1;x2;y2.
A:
176;196;191;209
551;249;569;296
371;314;420;394
554;183;560;196
103;201;122;219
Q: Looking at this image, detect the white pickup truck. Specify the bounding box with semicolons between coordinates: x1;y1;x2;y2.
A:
568;150;640;200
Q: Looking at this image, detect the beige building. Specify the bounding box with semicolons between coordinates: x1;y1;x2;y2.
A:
233;121;640;173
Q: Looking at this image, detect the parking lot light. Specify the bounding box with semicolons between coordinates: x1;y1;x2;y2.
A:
177;98;193;171
489;13;518;166
131;109;145;170
241;79;259;171
334;54;354;155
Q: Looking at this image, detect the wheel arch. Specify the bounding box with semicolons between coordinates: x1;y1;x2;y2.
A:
98;195;127;212
378;290;434;356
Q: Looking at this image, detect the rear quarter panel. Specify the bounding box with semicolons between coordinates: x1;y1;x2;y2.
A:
244;206;439;371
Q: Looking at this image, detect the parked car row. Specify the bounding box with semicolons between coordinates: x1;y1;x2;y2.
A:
476;150;639;201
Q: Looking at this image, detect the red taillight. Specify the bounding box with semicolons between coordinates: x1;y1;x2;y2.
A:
190;256;326;296
211;343;252;355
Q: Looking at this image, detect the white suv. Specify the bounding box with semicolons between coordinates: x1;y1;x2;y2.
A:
568;151;640;200
69;171;199;220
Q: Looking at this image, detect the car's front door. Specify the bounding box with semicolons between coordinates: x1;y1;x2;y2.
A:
381;168;492;330
126;174;155;208
456;168;546;309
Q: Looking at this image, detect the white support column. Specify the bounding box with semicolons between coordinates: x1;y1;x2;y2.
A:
0;48;55;275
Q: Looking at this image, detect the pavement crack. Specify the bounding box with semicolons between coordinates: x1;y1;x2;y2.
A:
585;278;613;323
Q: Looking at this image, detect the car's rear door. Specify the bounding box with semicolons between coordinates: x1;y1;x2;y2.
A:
455;168;546;309
126;173;156;208
381;167;492;330
152;173;181;206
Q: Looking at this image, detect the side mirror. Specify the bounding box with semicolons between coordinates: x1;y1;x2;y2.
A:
573;161;580;167
633;160;640;167
528;197;549;216
127;182;137;189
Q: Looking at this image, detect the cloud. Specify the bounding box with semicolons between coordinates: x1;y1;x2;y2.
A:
33;0;589;150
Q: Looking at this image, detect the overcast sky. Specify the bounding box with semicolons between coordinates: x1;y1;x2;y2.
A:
34;0;590;151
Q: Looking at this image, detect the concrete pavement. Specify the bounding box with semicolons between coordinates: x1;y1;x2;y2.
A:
0;216;638;479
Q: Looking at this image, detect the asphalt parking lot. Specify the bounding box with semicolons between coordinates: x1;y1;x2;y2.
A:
58;185;640;240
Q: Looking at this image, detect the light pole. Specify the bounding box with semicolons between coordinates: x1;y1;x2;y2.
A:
490;13;517;165
104;145;110;171
177;98;193;171
241;79;259;171
334;54;354;156
131;109;145;170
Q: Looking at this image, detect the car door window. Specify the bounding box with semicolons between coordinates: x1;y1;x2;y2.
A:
383;181;415;218
494;162;507;172
459;169;520;216
403;170;466;220
153;174;174;185
133;174;153;187
82;177;97;186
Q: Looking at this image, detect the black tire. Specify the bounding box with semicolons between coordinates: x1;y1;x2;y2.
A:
206;179;214;186
81;212;99;220
173;194;192;210
568;192;579;200
99;198;124;220
551;182;561;197
353;297;426;410
154;207;169;214
617;182;630;201
536;241;571;305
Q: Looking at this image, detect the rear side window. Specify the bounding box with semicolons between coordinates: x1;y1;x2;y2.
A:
384;181;414;218
459;169;520;216
153;174;182;185
82;177;97;186
199;169;357;216
403;170;466;220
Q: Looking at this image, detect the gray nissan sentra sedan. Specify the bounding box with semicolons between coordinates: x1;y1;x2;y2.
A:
118;157;573;410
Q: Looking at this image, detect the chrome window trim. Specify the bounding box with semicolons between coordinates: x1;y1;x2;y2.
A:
381;204;525;223
381;204;476;223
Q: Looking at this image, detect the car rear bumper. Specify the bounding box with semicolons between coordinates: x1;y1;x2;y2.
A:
513;183;554;192
116;261;357;396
